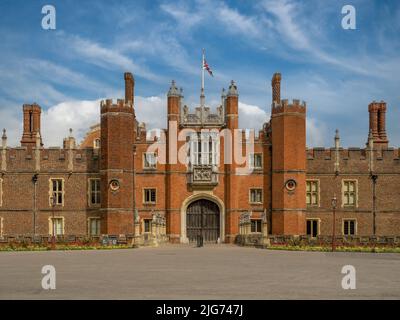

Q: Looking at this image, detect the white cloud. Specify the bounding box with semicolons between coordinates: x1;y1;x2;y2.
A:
22;59;112;95
41;96;168;147
42;99;101;147
0;106;21;147
238;102;268;130
160;3;203;29
0;62;69;107
0;96;358;149
261;0;310;50
307;117;328;147
135;96;167;130
56;32;164;83
120;35;198;76
218;4;261;37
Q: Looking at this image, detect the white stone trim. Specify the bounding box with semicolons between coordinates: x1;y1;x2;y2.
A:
341;179;358;208
48;216;65;236
306;179;320;207
142;218;152;233
250;218;262;233
48;178;65;207
143;187;157;204
87;178;101;207
0;177;2;207
87;217;101;236
342;218;357;236
249;152;263;170
180;192;225;244
93;138;100;149
306;218;321;237
143;152;157;169
249;188;263;204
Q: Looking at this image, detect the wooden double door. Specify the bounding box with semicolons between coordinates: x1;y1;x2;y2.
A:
186;199;220;243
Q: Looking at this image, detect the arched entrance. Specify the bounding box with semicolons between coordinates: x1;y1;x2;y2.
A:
186;199;220;243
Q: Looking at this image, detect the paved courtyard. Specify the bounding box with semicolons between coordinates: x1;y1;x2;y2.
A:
0;244;399;299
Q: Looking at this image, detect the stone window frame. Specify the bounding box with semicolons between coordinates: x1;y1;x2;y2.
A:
306;218;321;238
87;217;101;236
87;178;101;207
250;219;262;233
342;218;357;236
0;217;3;237
0;177;2;207
48;216;65;236
143;188;157;204
249;188;263;204
249;153;263;170
306;179;320;207
341;179;358;208
189;132;219;167
143;152;157;170
48;178;65;207
93;138;100;149
143;218;152;233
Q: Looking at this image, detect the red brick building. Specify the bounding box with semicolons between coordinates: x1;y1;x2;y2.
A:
0;72;399;242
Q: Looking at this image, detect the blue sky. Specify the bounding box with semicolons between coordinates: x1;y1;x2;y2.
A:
0;0;399;147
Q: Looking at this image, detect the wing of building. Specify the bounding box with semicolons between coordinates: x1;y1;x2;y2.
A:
0;72;399;243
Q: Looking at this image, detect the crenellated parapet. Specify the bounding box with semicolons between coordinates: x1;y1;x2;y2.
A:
271;99;306;115
306;146;400;174
0;146;100;173
100;99;135;115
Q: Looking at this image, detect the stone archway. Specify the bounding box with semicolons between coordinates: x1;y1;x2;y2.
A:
180;193;225;244
186;199;220;243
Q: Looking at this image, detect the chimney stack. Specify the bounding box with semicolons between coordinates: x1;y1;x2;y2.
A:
271;73;281;104
368;101;388;149
21;103;42;148
124;72;134;106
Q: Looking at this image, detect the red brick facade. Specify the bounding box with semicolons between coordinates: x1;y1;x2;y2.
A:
0;72;399;242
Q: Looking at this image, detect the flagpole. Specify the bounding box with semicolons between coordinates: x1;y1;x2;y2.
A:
201;48;205;107
202;48;205;92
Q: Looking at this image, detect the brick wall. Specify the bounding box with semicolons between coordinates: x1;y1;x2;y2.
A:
0;72;399;241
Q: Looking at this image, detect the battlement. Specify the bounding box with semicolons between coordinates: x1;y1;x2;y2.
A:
306;147;400;162
100;99;134;114
272;99;306;115
0;147;100;173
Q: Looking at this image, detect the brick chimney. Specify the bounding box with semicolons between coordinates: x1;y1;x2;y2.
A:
124;72;134;106
21;103;43;148
368;101;388;149
271;73;281;104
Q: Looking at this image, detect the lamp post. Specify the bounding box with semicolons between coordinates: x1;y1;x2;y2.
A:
32;174;38;237
331;194;337;252
133;146;137;239
50;193;56;250
371;173;378;236
368;130;377;236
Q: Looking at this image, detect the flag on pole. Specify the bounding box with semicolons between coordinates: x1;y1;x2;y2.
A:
203;58;213;77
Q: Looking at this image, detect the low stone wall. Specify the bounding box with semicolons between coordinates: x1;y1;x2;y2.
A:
235;234;270;247
0;233;169;247
235;234;400;248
